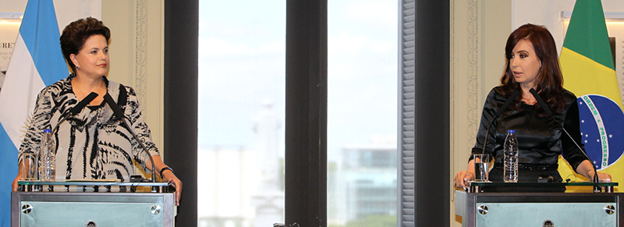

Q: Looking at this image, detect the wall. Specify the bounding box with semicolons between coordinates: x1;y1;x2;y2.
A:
102;0;165;156
449;0;511;225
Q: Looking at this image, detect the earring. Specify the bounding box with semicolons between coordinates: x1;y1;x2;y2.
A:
76;66;80;69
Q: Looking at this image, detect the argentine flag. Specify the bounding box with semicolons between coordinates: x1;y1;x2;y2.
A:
0;0;68;224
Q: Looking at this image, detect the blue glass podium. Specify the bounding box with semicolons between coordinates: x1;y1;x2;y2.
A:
12;181;176;227
455;182;622;227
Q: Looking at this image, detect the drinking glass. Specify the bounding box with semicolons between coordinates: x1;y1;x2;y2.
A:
473;153;490;182
22;153;37;181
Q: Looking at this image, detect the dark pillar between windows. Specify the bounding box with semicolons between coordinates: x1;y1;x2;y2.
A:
285;0;328;226
413;0;450;226
164;1;198;226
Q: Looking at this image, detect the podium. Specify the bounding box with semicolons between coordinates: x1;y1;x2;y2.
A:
12;181;176;227
455;182;623;227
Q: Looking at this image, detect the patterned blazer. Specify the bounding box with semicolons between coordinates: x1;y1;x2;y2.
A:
19;74;159;182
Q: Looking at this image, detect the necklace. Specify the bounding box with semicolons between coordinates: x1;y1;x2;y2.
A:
522;98;536;105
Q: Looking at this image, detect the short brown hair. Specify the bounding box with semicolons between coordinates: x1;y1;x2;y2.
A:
60;17;110;72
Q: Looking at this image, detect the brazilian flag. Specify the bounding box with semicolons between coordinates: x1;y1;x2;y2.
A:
559;0;624;191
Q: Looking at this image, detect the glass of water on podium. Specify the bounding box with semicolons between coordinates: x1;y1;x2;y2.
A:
22;153;37;181
473;153;490;182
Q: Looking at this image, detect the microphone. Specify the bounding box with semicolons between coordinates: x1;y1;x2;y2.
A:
529;88;600;192
103;93;158;187
481;89;520;155
51;92;99;135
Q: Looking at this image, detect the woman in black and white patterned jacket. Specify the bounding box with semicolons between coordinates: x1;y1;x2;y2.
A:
12;17;182;206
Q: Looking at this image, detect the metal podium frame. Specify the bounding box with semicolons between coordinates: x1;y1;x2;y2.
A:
12;181;176;227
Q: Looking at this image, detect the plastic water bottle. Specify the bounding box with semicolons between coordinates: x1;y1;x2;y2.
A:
504;130;518;183
40;129;56;181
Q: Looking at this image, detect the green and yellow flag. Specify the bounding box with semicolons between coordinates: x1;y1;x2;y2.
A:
559;0;624;191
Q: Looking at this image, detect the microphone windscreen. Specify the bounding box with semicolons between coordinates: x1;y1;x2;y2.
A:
70;92;99;116
103;93;126;120
529;88;553;117
495;89;520;117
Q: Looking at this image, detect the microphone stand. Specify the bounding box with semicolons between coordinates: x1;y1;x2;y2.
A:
529;88;600;192
481;90;520;156
103;94;159;192
465;90;520;192
119;117;159;192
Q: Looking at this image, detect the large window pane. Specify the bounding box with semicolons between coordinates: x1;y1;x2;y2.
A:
327;1;398;226
198;1;285;227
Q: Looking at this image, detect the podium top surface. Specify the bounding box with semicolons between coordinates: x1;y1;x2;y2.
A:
468;181;618;187
18;180;169;187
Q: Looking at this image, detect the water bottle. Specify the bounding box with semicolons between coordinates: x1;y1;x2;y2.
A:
40;129;56;181
504;130;518;183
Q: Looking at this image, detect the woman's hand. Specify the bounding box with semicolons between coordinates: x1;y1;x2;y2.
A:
162;171;183;206
151;155;183;206
577;160;612;183
587;170;612;183
12;174;23;192
454;170;475;189
454;159;476;189
12;161;24;191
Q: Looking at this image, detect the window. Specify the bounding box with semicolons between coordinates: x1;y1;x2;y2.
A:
327;1;398;226
198;1;286;226
198;1;398;226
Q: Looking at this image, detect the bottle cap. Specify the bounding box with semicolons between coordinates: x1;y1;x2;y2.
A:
44;129;51;133
507;130;515;133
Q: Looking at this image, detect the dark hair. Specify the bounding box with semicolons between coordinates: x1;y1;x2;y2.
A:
60;17;110;72
500;23;564;115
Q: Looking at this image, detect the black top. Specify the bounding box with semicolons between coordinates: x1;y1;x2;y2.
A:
471;86;588;172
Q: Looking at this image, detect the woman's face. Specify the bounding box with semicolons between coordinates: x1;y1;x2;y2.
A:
509;39;542;89
70;34;109;79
